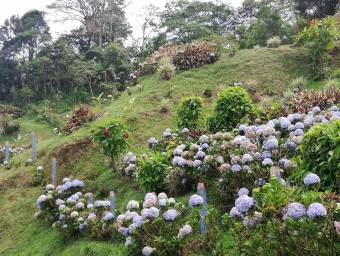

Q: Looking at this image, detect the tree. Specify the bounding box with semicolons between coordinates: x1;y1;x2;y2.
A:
48;0;131;48
235;0;296;48
295;0;339;20
160;0;235;43
0;10;50;61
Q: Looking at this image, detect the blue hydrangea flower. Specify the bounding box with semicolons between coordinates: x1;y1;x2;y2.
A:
163;209;178;221
201;143;209;150
231;164;242;173
265;138;278;150
189;194;204;207
262;151;272;159
262;158;273;166
235;195;254;213
294;129;304;136
286;202;306;220
242;154;253;164
279;118;291;129
237;187;249;197
294;122;304;130
103;212;115;221
307;203;327;218
229;207;241;218
303;173;321;186
133;215;144;228
193;159;202;168
239;124;248;133
195;150;205;159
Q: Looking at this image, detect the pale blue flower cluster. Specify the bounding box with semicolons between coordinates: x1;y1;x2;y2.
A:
189;194;204;207
307;203;327;218
285;202;306;220
303;173;321;186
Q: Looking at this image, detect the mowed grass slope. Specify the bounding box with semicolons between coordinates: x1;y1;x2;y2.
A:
0;46;337;256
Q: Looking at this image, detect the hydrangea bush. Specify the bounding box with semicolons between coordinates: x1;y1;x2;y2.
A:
141;105;339;205
224;178;340;255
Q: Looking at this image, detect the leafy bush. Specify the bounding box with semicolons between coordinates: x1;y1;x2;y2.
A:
172;42;218;70
299;121;340;191
0;104;23;118
136;153;169;192
135;60;159;78
224;178;339;255
0;113;20;135
29;100;64;129
177;97;204;129
280;85;340;115
208;87;253;132
266;36;281;48
158;58;176;80
295;17;338;79
290;77;307;90
63;105;98;135
124;195;222;256
91;120;129;167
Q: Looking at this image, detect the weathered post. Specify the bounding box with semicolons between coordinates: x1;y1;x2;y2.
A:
197;183;207;236
109;191;116;217
88;192;94;205
4;141;10;163
51;158;57;186
31;132;37;162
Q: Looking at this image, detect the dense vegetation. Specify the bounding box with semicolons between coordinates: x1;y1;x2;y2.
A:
0;0;339;255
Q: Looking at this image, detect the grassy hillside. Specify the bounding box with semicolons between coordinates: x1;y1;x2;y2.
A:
0;46;338;256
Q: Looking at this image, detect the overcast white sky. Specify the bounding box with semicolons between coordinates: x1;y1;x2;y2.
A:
0;0;243;40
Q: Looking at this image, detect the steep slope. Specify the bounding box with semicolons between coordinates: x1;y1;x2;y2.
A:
0;46;336;256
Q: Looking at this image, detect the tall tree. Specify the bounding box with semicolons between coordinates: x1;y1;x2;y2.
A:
48;0;131;48
0;10;50;61
160;0;235;43
295;0;339;20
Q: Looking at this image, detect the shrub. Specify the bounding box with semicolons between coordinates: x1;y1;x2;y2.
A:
280;85;340;115
158;57;176;80
266;36;281;48
172;42;218;70
91;120;129;168
137;153;169;192
295;17;338;79
290;77;307;90
63;105;98;135
0;104;23;118
125;194;222;256
224;178;338;255
177;97;204;129
208;87;253;132
0;113;20;135
299;121;340;191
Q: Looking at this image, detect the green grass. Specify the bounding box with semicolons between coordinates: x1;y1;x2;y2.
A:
0;46;336;255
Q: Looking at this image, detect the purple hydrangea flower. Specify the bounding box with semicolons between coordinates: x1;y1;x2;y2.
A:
235;195;254;213
229;207;241;218
294;122;304;130
242;154;253;164
189;194;204;207
237;187;249;197
193;159;202;168
307;203;327;218
231;164;242;173
303;173;321;186
262;158;273;166
294;129;304;136
163;209;178;221
265;138;278;150
195;150;205;159
262;151;272;159
286;202;306;220
201;143;209;150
